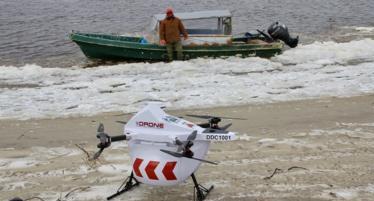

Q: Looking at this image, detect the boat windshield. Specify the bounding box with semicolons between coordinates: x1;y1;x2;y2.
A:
149;10;232;35
183;17;231;35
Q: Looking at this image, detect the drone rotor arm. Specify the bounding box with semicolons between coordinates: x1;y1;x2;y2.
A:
111;135;127;142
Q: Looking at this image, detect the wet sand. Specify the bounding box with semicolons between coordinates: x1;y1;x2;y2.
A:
1;95;374;201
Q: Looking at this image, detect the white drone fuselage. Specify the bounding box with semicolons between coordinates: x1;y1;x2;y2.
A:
121;103;236;186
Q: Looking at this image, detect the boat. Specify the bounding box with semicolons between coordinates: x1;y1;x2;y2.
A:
70;10;298;61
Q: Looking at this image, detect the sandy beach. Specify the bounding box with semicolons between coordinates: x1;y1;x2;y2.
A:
1;95;374;201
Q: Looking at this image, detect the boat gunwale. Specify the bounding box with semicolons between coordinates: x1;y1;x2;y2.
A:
70;32;283;53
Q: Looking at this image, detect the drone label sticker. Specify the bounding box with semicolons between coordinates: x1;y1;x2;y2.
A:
206;134;232;141
136;121;164;129
182;121;194;128
163;116;180;123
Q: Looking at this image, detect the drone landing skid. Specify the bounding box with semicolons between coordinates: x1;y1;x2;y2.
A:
107;172;140;200
191;174;214;201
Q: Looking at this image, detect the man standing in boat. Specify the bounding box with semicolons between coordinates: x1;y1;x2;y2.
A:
159;7;188;61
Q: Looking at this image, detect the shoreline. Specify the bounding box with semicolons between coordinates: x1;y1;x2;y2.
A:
1;94;373;149
1;94;374;200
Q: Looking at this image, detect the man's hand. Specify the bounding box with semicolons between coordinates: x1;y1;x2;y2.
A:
160;40;166;45
184;35;188;40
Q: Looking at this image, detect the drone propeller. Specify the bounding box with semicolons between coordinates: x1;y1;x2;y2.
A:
98;123;105;132
186;114;247;120
220;123;232;131
186;114;245;130
176;130;197;152
162;130;217;165
91;123;111;160
160;149;218;165
115;120;127;125
91;123;127;160
92;147;105;160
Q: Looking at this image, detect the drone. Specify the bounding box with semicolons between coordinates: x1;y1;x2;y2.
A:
93;102;244;201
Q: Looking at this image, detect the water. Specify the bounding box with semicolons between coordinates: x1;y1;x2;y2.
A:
1;0;374;120
1;0;374;67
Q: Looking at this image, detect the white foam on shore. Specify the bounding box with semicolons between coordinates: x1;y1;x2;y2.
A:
1;39;374;120
336;26;374;38
322;184;374;199
2;181;38;191
310;128;374;138
104;154;130;161
110;142;128;149
238;133;255;141
353;26;374;33
0;158;39;170
30;146;81;159
97;164;131;174
18;165;93;180
257;138;321;149
0;146;82;171
340;122;374;127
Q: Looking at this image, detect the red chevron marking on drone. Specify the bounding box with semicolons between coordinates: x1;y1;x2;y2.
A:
133;158;143;177
145;161;159;180
162;161;177;180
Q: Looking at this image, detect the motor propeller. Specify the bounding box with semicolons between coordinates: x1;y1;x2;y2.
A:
161;131;217;165
185;114;247;120
115;120;127;125
160;149;217;165
176;130;197;152
186;114;246;130
220;123;232;131
91;123;111;160
91;123;127;160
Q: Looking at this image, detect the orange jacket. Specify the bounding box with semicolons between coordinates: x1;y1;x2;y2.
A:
159;17;188;43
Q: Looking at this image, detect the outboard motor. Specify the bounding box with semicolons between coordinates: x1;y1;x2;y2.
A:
268;22;299;48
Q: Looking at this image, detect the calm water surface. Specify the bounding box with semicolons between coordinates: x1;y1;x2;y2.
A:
1;0;374;67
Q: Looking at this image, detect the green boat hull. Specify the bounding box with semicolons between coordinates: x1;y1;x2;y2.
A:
70;32;283;61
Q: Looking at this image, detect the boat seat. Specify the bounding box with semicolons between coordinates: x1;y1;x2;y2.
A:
186;29;223;35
